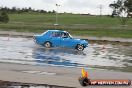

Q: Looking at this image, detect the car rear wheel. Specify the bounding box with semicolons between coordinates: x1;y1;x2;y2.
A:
44;42;52;48
76;44;84;51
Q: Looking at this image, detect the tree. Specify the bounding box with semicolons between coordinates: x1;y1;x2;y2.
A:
124;0;132;17
0;11;9;23
124;0;132;11
109;1;120;17
109;0;130;25
12;7;17;13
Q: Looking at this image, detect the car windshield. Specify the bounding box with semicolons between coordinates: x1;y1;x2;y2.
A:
41;31;47;35
68;33;73;38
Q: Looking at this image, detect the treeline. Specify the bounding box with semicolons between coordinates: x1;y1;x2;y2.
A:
0;6;56;14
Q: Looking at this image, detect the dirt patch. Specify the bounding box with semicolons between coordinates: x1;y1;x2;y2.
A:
0;80;75;88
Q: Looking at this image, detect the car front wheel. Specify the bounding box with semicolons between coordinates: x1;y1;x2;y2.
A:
76;44;84;51
44;42;52;48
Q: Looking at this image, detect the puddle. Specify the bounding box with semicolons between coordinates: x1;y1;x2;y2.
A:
0;37;132;72
21;70;56;75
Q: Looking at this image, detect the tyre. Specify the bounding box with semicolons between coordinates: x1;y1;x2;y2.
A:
44;41;52;48
76;44;84;51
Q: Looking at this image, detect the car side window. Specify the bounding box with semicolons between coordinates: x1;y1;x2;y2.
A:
61;32;69;38
51;32;61;37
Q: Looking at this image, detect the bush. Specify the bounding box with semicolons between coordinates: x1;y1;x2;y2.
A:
0;11;9;23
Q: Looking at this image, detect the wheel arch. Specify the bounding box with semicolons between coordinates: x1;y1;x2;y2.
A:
75;43;84;48
44;41;52;47
75;44;85;51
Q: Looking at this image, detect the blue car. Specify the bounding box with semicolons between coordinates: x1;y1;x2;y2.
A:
33;30;88;51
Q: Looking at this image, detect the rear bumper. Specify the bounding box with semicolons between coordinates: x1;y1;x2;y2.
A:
33;36;38;44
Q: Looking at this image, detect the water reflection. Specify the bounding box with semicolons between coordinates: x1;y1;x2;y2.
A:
32;47;85;67
32;44;132;71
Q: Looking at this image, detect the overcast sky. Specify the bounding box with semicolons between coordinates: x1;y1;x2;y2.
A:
0;0;117;15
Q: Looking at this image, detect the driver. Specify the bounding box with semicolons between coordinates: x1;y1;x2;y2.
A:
61;33;68;38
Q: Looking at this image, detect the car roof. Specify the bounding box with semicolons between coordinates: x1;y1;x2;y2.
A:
47;30;67;33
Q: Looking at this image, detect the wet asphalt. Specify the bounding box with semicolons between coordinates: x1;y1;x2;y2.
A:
0;36;132;72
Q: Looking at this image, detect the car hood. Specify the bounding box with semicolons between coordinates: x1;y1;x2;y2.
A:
73;38;88;43
73;38;85;41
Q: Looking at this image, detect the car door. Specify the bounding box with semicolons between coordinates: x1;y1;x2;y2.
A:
61;32;75;48
49;32;61;47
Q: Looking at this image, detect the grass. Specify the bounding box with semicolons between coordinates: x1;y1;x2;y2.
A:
0;13;132;38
